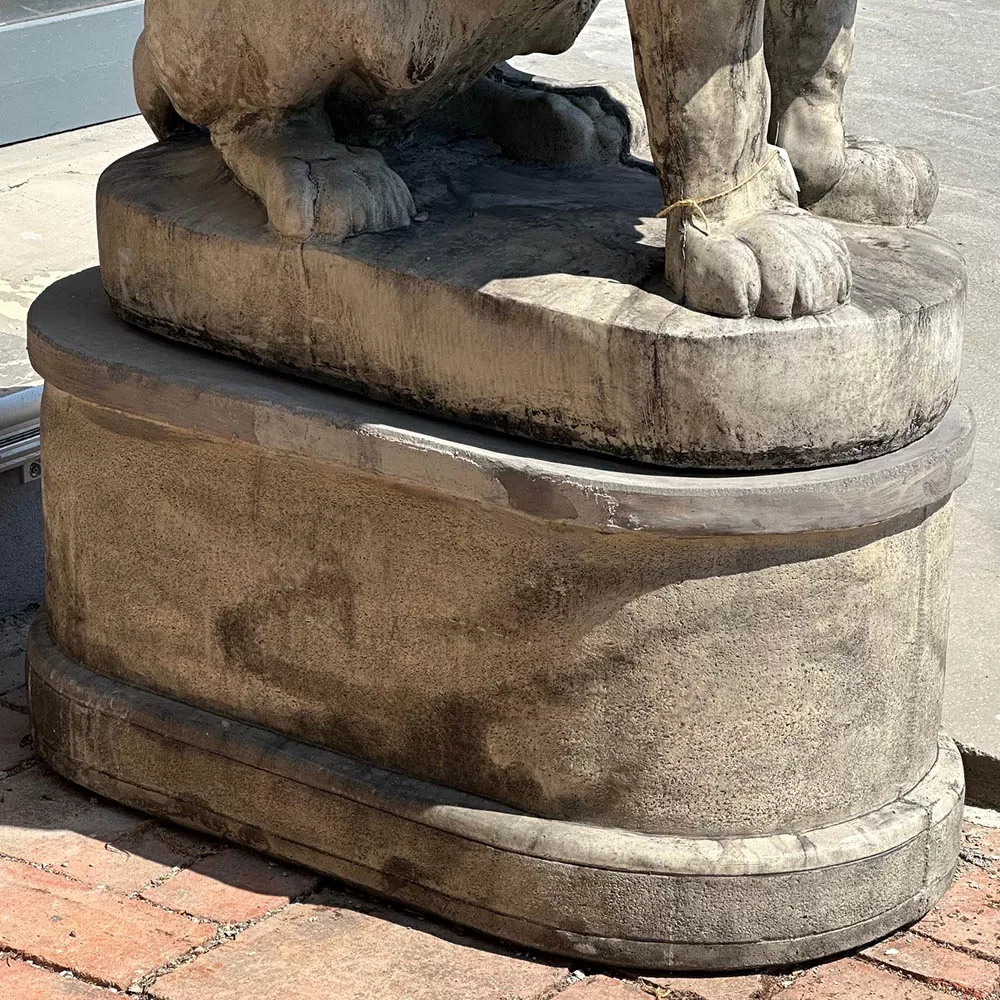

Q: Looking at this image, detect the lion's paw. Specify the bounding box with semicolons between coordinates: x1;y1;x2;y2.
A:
669;207;852;319
261;147;416;241
805;138;938;227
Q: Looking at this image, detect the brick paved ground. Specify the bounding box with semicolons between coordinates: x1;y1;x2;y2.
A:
2;621;998;999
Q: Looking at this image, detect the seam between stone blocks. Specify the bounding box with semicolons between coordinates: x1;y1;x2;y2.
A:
297;240;318;373
910;523;935;910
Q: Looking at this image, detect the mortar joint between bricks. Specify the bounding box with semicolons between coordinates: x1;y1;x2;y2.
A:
125;839;225;901
133;880;322;993
906;927;1000;967
1;943;122;992
0;756;40;786
0;847;114;886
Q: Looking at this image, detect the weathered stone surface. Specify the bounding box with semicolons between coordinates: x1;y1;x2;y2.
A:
97;135;965;470
31;273;975;538
26;271;970;969
27;623;965;971
29;271;972;839
134;0;939;317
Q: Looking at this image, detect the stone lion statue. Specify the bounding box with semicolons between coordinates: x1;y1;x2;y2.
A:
133;0;937;319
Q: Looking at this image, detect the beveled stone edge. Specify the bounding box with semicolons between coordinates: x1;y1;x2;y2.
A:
28;613;963;970
28;270;975;537
96;136;968;472
105;293;960;476
28;613;963;879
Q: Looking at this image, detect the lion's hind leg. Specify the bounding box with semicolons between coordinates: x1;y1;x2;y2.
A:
765;0;938;225
134;30;193;140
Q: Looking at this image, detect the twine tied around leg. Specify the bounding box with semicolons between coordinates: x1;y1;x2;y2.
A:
657;149;782;237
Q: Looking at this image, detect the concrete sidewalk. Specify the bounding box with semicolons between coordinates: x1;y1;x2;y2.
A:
0;0;998;798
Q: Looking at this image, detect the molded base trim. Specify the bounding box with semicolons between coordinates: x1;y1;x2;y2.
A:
28;615;964;971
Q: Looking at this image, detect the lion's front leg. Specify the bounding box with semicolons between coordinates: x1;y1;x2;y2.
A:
624;0;850;319
765;0;938;225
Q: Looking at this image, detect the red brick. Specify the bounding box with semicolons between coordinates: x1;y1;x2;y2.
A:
142;846;322;922
914;875;1000;961
644;973;767;999
83;823;220;895
0;859;215;989
150;889;567;1000
0;704;32;770
780;957;944;998
0;958;112;997
863;932;1000;996
0;767;211;892
560;976;647;997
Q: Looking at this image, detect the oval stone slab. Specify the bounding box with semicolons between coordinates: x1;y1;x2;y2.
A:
97;130;966;470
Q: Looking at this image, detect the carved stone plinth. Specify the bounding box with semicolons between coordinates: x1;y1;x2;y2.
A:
27;270;971;970
97;135;965;471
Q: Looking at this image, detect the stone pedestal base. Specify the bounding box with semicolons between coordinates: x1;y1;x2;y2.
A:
29;618;963;971
97;133;966;470
26;270;972;969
